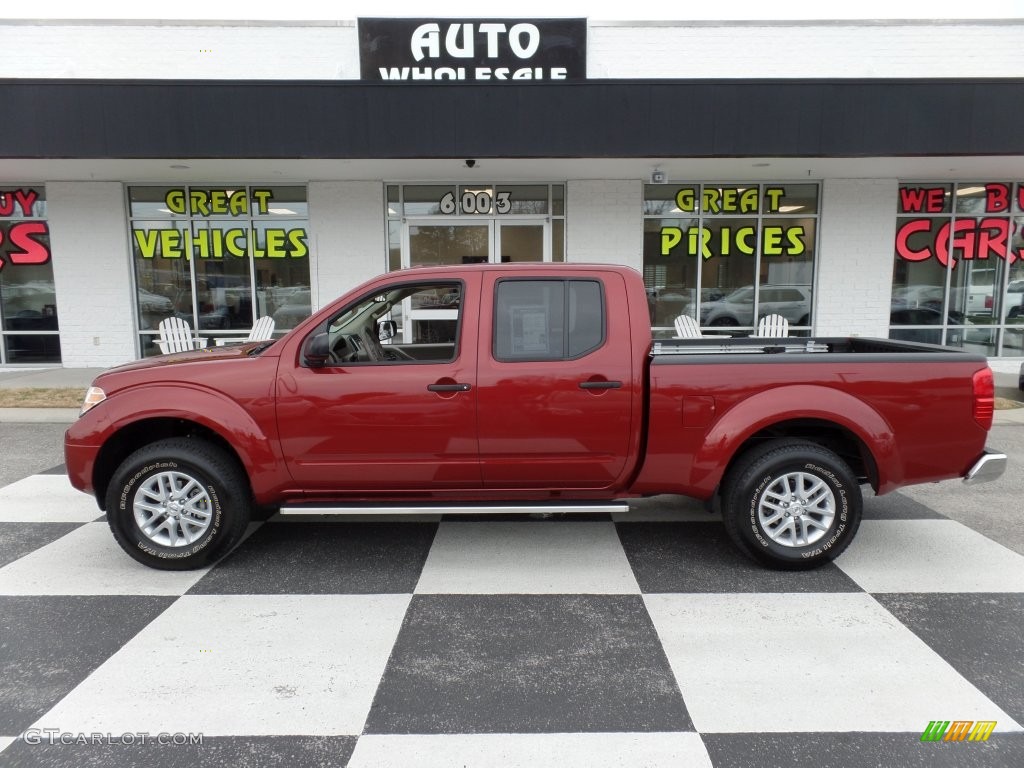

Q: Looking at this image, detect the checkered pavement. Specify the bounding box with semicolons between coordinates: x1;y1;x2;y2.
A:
1;472;1023;767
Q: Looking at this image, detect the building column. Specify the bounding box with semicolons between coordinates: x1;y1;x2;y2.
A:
814;178;898;337
566;180;644;271
47;182;136;367
308;181;385;310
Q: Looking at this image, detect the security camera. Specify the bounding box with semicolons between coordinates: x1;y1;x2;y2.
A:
465;159;476;168
651;169;667;184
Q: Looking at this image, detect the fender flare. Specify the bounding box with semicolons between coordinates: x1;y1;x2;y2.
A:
688;384;898;496
91;383;285;500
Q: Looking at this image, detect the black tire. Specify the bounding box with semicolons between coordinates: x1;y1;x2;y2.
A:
721;440;862;570
105;438;251;570
710;316;739;327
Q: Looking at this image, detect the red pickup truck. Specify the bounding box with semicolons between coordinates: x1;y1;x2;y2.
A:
65;264;1006;571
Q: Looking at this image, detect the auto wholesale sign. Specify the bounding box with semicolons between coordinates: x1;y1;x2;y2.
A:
358;18;586;82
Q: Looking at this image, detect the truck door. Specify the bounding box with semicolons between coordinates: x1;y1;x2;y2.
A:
477;272;635;490
276;274;481;491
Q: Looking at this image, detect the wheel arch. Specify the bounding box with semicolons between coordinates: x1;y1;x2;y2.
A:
84;383;285;510
93;417;249;511
688;384;895;498
722;418;879;495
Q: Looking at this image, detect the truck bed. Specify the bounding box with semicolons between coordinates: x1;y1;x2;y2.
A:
651;336;988;362
636;335;993;500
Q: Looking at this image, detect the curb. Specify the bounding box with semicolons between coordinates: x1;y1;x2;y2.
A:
993;408;1024;426
0;408;79;424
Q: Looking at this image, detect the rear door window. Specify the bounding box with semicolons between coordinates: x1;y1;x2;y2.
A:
494;279;605;362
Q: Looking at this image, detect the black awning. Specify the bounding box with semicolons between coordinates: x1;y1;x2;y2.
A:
2;78;1023;159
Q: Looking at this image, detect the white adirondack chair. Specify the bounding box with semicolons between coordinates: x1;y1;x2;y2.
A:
754;314;790;337
157;317;208;354
214;316;276;346
673;314;702;338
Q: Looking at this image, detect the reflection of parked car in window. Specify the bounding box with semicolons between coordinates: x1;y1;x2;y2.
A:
964;267;994;314
137;289;173;314
650;286;725;326
1006;280;1024;318
1;280;56;314
889;307;964;345
271;289;312;330
891;284;944;311
698;285;811;327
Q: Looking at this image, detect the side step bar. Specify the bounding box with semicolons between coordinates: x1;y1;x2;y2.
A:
279;503;630;516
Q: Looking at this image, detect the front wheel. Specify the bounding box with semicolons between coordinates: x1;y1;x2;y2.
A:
721;440;862;569
105;438;251;570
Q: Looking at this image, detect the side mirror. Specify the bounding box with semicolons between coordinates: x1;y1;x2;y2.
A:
377;319;397;341
303;332;331;368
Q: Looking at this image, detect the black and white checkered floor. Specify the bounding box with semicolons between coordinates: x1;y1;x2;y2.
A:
1;471;1023;767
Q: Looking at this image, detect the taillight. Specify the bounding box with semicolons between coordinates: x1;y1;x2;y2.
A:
985;295;993;309
972;368;994;430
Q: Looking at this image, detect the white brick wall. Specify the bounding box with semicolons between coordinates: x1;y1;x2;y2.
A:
3;19;1021;80
566;180;643;271
589;22;1024;78
308;182;386;308
814;178;898;338
47;182;137;367
0;23;360;80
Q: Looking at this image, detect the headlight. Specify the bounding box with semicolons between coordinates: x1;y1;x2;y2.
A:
80;386;106;416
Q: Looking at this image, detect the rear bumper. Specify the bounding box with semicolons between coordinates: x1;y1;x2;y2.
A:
963;450;1008;485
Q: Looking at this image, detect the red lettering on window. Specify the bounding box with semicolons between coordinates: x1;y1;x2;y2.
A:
946;219;978;264
13;189;38;217
977;218;1013;264
985;183;1010;213
895;219;934;261
899;187;946;213
0;189;40;217
6;222;50;265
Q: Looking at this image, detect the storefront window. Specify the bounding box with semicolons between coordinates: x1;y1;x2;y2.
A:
642;183;819;336
128;185;311;356
0;186;61;363
891;181;1024;354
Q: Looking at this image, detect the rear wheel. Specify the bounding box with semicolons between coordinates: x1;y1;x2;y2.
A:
721;440;862;569
105;438;251;570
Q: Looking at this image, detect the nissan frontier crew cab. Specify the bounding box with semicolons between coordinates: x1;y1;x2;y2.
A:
65;264;1007;571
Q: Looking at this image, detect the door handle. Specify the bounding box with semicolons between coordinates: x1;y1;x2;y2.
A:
578;380;622;390
427;383;471;392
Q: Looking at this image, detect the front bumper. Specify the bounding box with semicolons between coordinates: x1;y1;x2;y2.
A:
962;450;1008;485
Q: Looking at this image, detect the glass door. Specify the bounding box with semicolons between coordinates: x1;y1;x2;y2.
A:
403;220;551;269
401;221;491;343
496;221;549;263
404;221;492;269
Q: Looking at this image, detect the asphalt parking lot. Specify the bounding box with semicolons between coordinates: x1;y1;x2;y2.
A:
0;416;1022;767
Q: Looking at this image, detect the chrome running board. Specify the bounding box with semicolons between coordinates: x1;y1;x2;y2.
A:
279;503;630;516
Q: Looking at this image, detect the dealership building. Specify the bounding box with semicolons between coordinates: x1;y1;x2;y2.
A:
1;14;1023;367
